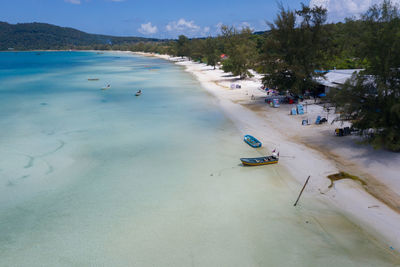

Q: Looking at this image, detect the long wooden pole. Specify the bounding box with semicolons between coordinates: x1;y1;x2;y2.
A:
294;176;311;206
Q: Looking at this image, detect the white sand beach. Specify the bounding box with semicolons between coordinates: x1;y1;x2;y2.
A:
134;52;400;254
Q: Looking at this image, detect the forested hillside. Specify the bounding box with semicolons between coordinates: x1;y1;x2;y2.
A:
0;22;160;50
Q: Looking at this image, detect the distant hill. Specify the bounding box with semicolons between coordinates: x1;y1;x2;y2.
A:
0;22;162;50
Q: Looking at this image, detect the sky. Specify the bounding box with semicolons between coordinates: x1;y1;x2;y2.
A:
1;0;398;38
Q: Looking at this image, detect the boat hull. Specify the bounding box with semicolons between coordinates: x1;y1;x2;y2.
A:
240;156;278;166
244;135;262;148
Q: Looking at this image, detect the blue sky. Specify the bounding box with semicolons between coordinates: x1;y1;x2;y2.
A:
1;0;307;38
1;0;393;38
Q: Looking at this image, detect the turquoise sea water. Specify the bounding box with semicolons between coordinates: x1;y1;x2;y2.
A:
0;51;398;266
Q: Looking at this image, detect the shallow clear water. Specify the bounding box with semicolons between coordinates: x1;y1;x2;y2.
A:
0;51;398;266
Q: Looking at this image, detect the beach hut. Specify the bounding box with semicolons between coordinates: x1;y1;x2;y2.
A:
314;69;362;94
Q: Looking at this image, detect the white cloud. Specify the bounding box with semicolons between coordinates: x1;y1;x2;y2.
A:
166;18;200;32
65;0;81;4
161;18;216;38
310;0;400;21
138;22;158;35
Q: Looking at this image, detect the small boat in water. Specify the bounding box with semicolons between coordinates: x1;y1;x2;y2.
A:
135;89;142;96
241;151;279;166
240;154;279;166
88;78;99;81
244;135;262;148
101;84;111;90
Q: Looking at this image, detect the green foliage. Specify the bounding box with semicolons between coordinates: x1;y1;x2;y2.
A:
204;37;219;69
220;26;256;78
176;35;191;58
330;0;400;151
0;22;160;50
261;3;328;95
190;39;205;62
322;20;369;69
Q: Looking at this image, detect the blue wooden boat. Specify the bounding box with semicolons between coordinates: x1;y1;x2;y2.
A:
240;154;279;166
244;135;262;148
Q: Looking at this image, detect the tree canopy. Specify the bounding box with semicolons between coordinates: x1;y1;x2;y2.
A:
261;4;328;95
220;26;257;78
330;0;400;151
0;22;161;51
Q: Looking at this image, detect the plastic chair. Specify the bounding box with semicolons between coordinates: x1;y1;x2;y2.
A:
315;115;321;124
